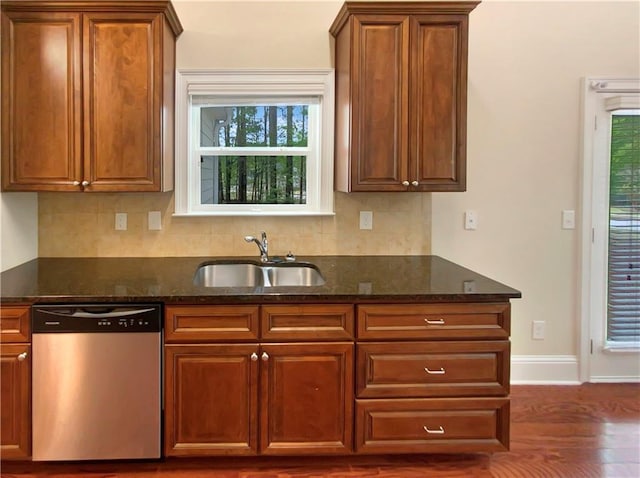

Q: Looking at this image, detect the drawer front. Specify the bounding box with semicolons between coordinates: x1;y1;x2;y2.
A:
357;341;509;398
0;305;30;343
164;305;259;343
261;305;354;341
357;303;510;340
355;398;510;454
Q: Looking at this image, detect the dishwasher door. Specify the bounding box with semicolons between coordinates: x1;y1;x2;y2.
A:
32;304;162;461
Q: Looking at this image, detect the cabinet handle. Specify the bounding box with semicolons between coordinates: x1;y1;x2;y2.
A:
424;367;445;375
72;181;80;186
17;352;27;361
250;353;258;361
424;318;445;325
81;180;90;187
261;352;269;361
423;425;445;435
412;180;419;187
402;180;410;186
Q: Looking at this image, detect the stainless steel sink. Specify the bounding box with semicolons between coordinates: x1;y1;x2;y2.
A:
193;263;265;288
194;261;325;288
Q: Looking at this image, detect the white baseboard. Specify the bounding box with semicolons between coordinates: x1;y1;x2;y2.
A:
511;355;581;384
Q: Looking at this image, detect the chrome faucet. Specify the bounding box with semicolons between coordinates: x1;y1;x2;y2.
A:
244;231;269;262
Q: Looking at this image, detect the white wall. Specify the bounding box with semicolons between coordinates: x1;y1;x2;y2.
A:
431;1;640;368
0;193;38;272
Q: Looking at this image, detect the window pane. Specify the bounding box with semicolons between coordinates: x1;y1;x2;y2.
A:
201;155;307;205
199;106;309;148
607;112;640;344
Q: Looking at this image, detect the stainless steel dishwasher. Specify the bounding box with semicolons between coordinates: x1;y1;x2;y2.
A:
31;304;162;461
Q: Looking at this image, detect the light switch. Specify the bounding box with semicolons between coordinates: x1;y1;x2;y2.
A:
464;210;478;230
562;210;575;229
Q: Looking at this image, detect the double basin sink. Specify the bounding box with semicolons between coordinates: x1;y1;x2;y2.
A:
194;260;325;288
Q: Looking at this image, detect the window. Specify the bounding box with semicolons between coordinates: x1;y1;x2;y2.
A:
607;108;639;345
175;70;335;216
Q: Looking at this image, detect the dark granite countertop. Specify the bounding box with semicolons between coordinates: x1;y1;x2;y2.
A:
0;255;521;305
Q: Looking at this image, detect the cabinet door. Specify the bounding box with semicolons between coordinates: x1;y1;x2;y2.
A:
164;344;259;456
349;15;410;191
410;15;469;191
260;342;353;455
1;11;82;191
82;12;163;191
0;344;31;459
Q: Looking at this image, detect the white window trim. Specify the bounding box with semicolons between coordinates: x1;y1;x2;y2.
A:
174;69;335;216
579;77;640;382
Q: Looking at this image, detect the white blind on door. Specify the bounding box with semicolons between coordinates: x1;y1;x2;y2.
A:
606;98;640;345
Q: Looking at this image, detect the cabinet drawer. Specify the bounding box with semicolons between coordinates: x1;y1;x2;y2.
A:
0;305;30;343
357;341;509;398
355;398;509;454
261;305;354;341
164;306;259;343
357;303;510;340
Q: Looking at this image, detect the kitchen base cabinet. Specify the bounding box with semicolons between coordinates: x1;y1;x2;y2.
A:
164;344;259;456
355;398;510;454
0;305;31;460
260;343;353;455
163;305;355;457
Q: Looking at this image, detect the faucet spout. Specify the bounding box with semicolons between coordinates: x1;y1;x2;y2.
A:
244;232;269;262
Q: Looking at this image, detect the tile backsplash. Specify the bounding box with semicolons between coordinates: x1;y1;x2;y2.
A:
38;192;431;257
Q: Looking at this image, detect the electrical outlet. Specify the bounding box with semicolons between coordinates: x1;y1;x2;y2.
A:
360;211;373;230
115;213;127;231
148;211;162;231
532;320;545;340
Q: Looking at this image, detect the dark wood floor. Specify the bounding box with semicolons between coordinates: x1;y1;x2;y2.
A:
2;384;639;478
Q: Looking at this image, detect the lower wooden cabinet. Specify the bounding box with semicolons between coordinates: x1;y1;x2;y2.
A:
260;342;353;455
355;398;510;454
163;302;512;457
0;305;31;460
163;304;355;457
164;344;259;456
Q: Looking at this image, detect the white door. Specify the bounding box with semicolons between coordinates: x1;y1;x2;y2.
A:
581;78;640;382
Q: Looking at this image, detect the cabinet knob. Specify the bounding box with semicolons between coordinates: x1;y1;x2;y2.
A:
81;180;90;187
17;352;27;361
250;352;258;361
424;367;446;375
411;180;419;187
72;181;80;186
424;318;445;325
423;425;445;435
402;180;410;187
261;352;269;361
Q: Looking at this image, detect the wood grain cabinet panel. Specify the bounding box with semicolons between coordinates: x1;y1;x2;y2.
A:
356;341;510;398
165;305;259;343
260;342;354;455
1;1;182;192
355;398;509;454
0;344;31;460
331;2;478;192
261;304;354;341
0;304;31;460
164;344;259;456
0;305;31;343
357;303;510;340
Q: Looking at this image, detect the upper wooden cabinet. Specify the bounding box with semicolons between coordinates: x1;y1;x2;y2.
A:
1;1;183;192
330;1;479;192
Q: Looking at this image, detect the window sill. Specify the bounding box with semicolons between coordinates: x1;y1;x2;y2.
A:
172;211;336;217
